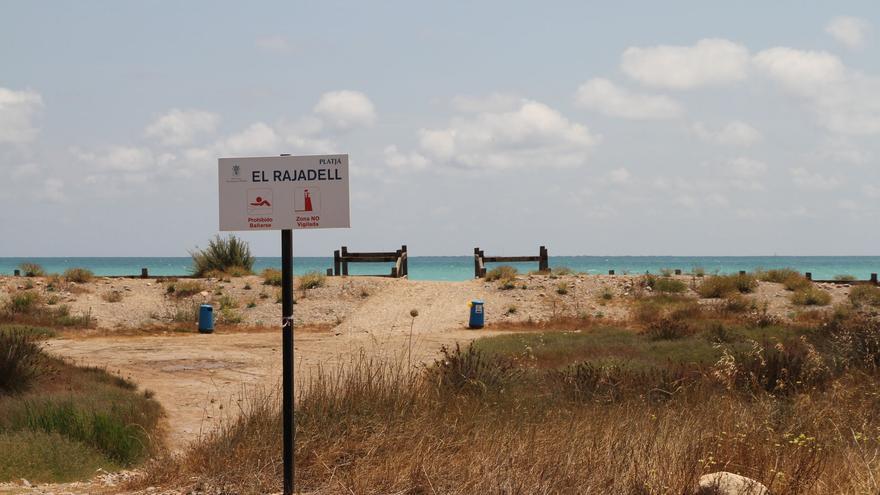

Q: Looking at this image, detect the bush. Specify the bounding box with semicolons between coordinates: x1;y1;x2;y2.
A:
713;338;829;394
0;331;44;395
167;280;204;298
298;271;326;290
697;274;757;298
101;291;123;303
18;263;45;277
5;291;40;314
834;274;857;282
850;285;880;308
429;343;518;396
552;267;574;276
190;235;255;277
654;278;687;293
723;295;753;313
63;268;93;284
791;286;832;306
831;316;880;369
485;265;517;282
642;317;693;340
555;282;569;295
262;268;282;286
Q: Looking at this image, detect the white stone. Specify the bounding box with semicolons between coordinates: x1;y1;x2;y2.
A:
698;472;769;495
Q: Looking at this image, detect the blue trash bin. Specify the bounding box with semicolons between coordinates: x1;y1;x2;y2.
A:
198;304;214;333
468;300;484;329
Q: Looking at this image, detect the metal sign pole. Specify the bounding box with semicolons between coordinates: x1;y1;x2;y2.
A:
281;228;294;494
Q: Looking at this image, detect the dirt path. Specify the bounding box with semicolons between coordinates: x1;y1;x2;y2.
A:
45;328;504;452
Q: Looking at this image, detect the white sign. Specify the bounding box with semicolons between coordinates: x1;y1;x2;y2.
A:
218;154;350;231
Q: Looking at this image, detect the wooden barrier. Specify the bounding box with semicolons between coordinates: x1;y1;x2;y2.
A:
809;272;879;285
332;245;408;278
474;246;548;278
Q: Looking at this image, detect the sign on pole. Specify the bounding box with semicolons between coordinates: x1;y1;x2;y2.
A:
218;153;350;495
219;154;350;231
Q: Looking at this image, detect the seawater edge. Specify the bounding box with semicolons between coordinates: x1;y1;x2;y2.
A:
0;256;878;281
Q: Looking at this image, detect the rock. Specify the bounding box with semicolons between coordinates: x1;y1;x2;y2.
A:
697;472;768;495
20;479;31;487
200;291;209;297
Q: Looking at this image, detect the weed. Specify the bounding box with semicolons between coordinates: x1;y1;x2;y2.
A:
505;305;517;315
485;265;517;282
655;278;687;293
697;273;757;298
552;266;574;276
218;294;238;310
298;271;326;290
18;263;45;277
849;285;880;308
642;317;693;340
261;268;282;286
791;286;832;306
0;331;44;394
599;286;614;301
63;268;93;284
555;282;569;295
166;280;203;298
243;283;252;290
220;308;243;324
246;300;257;309
5;291;40;314
834;274;857;282
101;291;123;303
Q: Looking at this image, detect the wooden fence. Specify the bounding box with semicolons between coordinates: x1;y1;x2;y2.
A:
473;246;548;278
329;245;408;278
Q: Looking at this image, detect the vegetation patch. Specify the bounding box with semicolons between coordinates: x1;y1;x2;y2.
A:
63;267;94;284
791;286;832;306
297;271;326;290
696;273;757;298
849;285;880;308
190;234;255;277
166;280;204;298
18;263;45;277
262;268;282;286
485;265;517;282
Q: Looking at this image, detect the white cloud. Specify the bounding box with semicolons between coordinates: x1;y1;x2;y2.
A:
790;167;843;190
255;35;297;54
607;167;632;184
400;98;599;170
313;90;376;130
0;87;43;144
71;145;155;172
621;39;750;89
574;78;682;119
39;178;65;202
863;184;880;198
11;163;39;179
215;122;281;155
145;109;220;146
826;16;870;49
692;121;762;146
384;145;429;171
754;47;880;135
725;157;767;178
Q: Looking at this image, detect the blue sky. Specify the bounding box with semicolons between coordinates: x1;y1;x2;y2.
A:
2;1;879;256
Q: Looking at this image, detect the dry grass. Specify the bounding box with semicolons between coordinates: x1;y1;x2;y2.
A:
696;273;758;298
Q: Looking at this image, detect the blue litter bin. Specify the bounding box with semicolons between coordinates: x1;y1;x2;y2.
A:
198;304;214;333
468;300;484;329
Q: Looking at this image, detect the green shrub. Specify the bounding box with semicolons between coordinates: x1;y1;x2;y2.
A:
63;268;93;284
190;235;255;277
654;278;687;293
0;431;116;483
552;267;574;276
850;285;880;308
5;291;40;314
696;274;757;298
218;294;238;310
485;265;518;282
0;331;44;395
0;324;56;339
791;286;832;306
298;271;326;290
428;343;517;396
262;268;283;286
167;280;204;298
556;282;569;295
220;307;243;324
641;317;693;340
834;274;857;282
18;263;45;277
756;268;800;284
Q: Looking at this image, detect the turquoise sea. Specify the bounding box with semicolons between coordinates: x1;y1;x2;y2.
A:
1;256;878;281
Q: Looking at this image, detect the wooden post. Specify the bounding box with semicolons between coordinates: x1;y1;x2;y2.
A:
391;266;398;278
141;268;149;279
539;246;549;272
326;268;333;276
474;247;481;278
13;269;20;277
674;269;681;275
341;246;349;276
739;270;746;276
401;245;408;277
805;272;812;281
333;250;341;276
871;273;878;284
608;270;615;275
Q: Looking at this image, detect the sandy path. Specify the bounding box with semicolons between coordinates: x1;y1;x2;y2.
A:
45;327;504;452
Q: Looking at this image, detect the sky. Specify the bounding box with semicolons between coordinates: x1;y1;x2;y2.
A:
1;1;879;257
